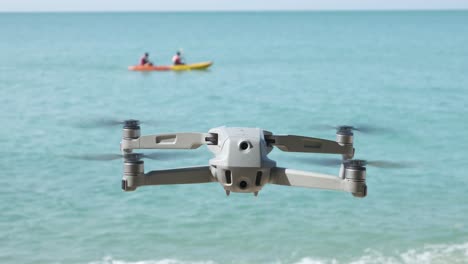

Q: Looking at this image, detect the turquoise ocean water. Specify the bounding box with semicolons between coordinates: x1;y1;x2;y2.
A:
1;11;468;264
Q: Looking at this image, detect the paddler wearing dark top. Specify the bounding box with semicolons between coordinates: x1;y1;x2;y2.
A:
140;52;153;66
172;51;185;65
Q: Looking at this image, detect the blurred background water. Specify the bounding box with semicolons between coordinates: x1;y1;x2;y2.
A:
0;11;468;264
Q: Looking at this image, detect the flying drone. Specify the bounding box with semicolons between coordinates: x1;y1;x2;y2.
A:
117;120;368;198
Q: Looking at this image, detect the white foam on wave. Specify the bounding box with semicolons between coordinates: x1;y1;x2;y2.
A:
295;242;468;264
89;242;468;264
88;256;216;264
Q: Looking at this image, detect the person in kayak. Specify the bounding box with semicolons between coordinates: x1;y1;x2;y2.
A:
172;51;185;65
140;52;153;66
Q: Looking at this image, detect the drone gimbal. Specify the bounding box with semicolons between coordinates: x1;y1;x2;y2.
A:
120;120;367;198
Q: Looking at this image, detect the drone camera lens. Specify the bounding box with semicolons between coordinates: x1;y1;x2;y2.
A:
239;181;248;189
239;141;249;150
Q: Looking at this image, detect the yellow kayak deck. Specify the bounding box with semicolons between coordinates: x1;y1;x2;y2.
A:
170;61;213;71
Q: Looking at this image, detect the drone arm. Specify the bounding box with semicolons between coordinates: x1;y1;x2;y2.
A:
122;132;216;150
269;167;345;192
265;135;352;155
141;166;215;186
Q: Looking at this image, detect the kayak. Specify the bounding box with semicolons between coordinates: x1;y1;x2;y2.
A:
128;61;213;71
172;61;213;71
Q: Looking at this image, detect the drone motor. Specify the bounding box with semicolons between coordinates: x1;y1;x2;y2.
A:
122;119;141;140
336;126;354;144
122;153;144;192
335;126;354;160
344;159;367;198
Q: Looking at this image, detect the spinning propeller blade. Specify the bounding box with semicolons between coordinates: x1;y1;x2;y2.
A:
74;118;158;129
64;151;191;162
299;157;418;169
364;160;419;169
310;124;391;135
64;153;123;161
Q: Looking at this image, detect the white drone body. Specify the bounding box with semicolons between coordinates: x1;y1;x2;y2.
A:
120;121;367;198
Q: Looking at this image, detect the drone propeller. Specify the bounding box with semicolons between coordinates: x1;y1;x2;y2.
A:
311;124;390;135
73;118;158;129
64;151;190;162
300;157;418;169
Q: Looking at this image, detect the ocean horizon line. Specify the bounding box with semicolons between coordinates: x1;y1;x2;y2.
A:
1;8;467;14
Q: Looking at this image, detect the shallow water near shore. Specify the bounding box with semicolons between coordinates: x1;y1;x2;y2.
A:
1;11;468;264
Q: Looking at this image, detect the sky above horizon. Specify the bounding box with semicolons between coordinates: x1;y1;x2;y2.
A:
1;0;468;12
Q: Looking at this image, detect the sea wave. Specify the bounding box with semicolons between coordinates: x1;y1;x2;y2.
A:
89;242;468;264
88;257;216;264
297;242;468;264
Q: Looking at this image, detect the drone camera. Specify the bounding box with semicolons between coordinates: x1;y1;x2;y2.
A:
239;180;248;189
239;141;250;151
